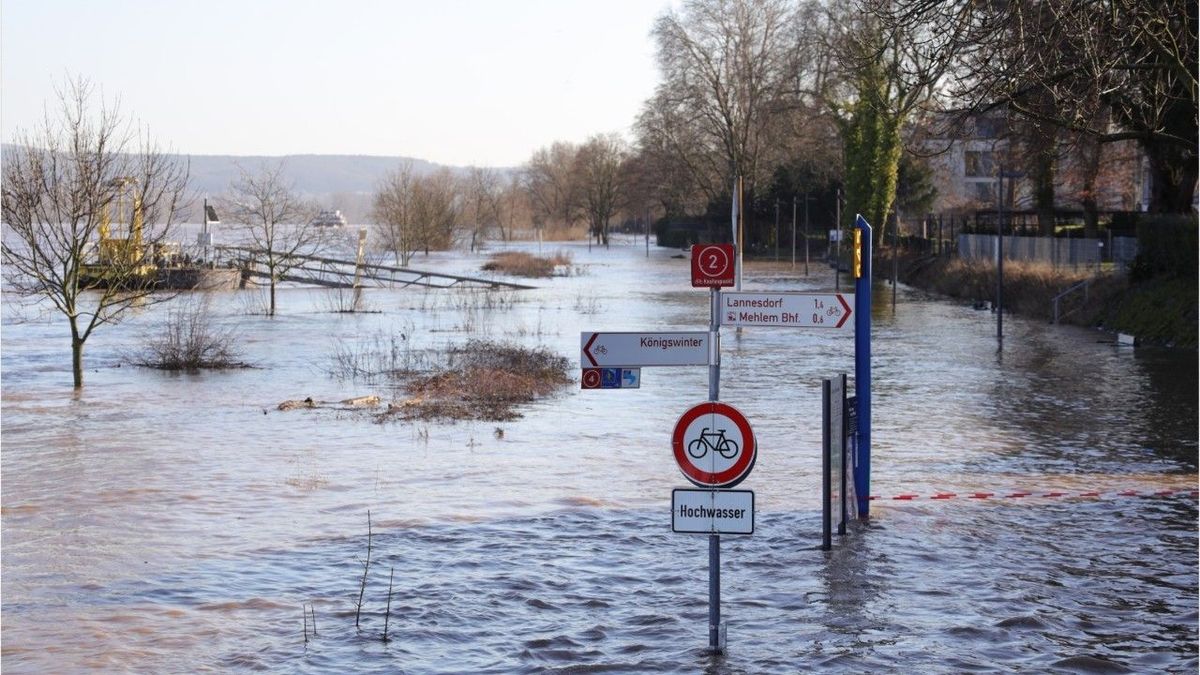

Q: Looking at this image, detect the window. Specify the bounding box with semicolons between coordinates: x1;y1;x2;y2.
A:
970;181;996;204
964;151;994;178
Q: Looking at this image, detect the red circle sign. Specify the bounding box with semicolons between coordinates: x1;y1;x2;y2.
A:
671;401;756;488
581;368;601;389
697;245;730;276
691;244;735;287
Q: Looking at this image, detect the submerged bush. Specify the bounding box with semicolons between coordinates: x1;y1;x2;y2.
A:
387;340;571;422
133;294;247;370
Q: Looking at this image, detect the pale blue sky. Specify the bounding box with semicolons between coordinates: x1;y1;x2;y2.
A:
2;0;668;167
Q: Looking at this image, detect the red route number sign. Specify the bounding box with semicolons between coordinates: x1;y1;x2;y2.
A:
671;401;756;488
691;244;735;288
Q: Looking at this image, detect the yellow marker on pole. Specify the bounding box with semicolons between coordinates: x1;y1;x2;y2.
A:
853;228;863;278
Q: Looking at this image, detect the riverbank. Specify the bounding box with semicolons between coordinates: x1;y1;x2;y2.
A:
888;252;1197;349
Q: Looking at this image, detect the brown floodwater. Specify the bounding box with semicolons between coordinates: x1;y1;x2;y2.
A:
2;235;1195;673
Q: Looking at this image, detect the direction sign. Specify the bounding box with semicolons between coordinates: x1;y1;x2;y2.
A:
581;332;711;368
672;489;754;535
691;244;735;288
672;402;756;488
721;292;853;329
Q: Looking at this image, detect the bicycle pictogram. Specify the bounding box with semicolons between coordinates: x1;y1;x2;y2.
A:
687;427;740;460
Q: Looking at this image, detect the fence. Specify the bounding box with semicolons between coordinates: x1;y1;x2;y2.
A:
956;234;1138;268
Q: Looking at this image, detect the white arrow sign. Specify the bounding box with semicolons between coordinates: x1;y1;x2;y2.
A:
720;292;854;329
580;331;712;368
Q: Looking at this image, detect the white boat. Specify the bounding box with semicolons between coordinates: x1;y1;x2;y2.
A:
311;209;347;227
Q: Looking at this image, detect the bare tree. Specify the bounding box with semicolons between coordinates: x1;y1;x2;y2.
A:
1;77;188;388
648;0;799;202
496;173;531;241
372;163;461;265
373;162;420;266
523;141;579;237
413;168;462;255
463;167;503;251
573;133;629;248
225;162;322;316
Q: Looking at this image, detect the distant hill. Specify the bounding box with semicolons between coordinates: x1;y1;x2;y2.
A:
2;145;514;222
185;153;450;197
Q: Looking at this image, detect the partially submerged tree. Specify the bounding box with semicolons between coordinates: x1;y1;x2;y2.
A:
523;141;579;237
573;133;628;248
1;77;188;388
463;167;503;251
372;163;461;265
225;162;322;316
413;168;461;254
373;161;421;266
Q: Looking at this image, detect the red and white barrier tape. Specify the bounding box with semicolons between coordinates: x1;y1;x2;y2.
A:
864;488;1199;501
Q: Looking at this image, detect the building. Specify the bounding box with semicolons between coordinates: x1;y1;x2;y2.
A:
922;113;1147;217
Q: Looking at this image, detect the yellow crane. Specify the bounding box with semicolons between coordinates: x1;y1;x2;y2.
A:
97;176;146;266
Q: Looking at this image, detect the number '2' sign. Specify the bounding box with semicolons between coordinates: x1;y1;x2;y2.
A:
690;244;735;288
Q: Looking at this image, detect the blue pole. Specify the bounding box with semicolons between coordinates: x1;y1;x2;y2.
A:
854;215;872;518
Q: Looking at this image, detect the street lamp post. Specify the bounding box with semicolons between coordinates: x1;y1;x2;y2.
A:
791;196;797;269
774;199;780;261
995;168;1024;343
804;192;811;277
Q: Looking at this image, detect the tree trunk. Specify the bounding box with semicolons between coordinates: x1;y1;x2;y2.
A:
1146;139;1199;213
269;278;277;317
71;331;84;389
1082;197;1100;239
1033;153;1056;237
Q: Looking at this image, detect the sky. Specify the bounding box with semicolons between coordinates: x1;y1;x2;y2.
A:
1;0;669;167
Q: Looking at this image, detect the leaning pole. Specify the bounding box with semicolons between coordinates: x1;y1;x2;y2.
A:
854;214;872;519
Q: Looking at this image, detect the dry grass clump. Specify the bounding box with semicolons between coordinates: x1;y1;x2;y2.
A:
899;254;1125;323
481;251;572;278
385;340;571;422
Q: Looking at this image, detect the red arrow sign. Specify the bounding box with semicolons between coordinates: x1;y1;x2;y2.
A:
582;333;600;367
836;293;852;328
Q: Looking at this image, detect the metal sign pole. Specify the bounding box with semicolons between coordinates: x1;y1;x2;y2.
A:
854;215;873;519
707;286;723;653
822;377;832;551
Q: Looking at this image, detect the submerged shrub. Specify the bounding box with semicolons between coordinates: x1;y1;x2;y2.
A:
387;340;571;422
133;294;247;370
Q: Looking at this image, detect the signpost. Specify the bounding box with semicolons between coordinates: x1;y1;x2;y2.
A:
581;331;711;368
577;221;874;654
672;489;754;535
720;291;853;329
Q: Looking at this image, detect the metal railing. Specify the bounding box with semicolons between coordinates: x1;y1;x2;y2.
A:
1052;279;1090;323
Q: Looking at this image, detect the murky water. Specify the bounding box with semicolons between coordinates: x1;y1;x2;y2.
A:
2;236;1196;673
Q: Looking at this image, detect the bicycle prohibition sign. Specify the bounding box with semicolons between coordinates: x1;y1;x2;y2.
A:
672;402;757;489
687;427;739;460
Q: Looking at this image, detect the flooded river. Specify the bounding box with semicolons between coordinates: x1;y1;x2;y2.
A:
2;236;1196;673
